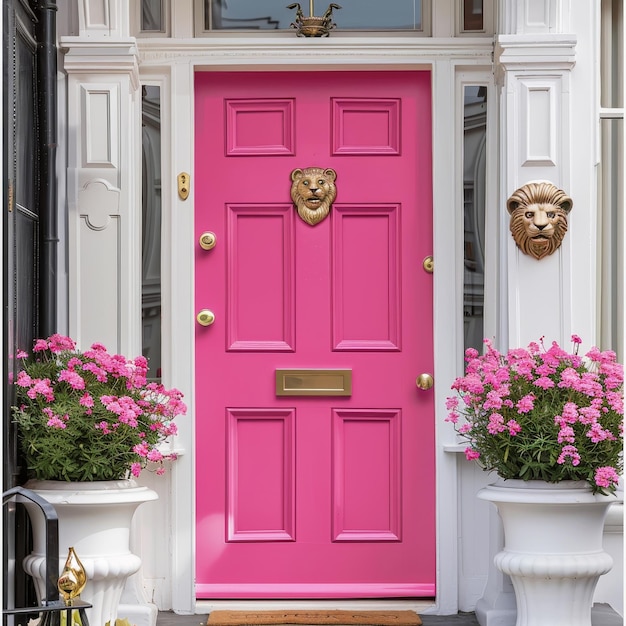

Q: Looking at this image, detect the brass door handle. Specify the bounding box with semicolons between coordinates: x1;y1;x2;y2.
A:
196;309;215;326
199;232;216;250
416;373;434;390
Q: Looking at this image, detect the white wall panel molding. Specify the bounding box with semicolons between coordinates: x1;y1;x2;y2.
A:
77;0;129;38
495;36;573;349
136;37;494;68
501;0;566;34
78;178;121;230
64;39;141;364
80;85;119;168
519;78;560;167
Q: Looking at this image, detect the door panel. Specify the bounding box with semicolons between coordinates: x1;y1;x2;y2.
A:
195;71;434;599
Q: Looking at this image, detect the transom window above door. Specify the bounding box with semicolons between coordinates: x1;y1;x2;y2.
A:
200;0;424;32
137;1;493;37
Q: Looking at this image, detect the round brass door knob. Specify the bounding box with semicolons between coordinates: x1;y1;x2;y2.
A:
199;232;217;250
196;309;215;326
416;373;434;390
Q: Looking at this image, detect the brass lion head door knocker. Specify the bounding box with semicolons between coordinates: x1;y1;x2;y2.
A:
507;181;573;260
290;167;337;226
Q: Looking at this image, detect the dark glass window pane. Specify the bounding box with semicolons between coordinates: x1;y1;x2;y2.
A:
463;0;484;31
463;86;487;354
142;0;165;32
141;86;163;380
600;0;623;108
206;0;422;31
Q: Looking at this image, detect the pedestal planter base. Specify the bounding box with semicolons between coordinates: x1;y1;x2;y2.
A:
22;480;157;626
478;480;618;626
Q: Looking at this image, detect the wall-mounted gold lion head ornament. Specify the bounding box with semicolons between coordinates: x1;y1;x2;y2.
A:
290;167;337;226
507;182;573;260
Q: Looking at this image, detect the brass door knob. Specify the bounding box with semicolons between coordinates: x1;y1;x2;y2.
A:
416;373;434;390
199;232;216;250
196;309;215;326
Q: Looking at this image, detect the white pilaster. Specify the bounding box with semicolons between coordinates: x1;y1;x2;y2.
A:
61;36;141;357
498;32;576;350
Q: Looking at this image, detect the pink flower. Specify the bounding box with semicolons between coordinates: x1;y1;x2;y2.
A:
133;442;150;457
557;425;575;443
48;334;76;353
130;462;142;477
16;350;28;359
571;334;582;344
586;423;616;443
464;347;479;361
595;466;620;488
446;397;459;411
516;394;535;414
33;339;49;352
533;376;555;390
16;370;33;387
95;421;112;435
557;445;581;466
155;467;166;476
561;402;579;423
27;378;55;402
483;390;504;410
487;413;506;434
506;420;521;436
67;357;83;371
58;369;86;390
80;393;94;408
464;448;480;461
147;449;163;462
47;416;67;429
445;412;459;424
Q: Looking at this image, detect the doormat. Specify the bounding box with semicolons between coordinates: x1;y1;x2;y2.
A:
207;610;422;626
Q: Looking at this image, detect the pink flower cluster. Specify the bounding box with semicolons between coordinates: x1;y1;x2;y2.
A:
446;336;624;494
13;334;186;481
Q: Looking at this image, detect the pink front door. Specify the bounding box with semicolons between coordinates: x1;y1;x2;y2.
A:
194;71;435;599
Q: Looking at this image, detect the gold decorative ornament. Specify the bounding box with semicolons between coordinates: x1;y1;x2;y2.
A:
507;181;573;260
422;255;434;273
287;2;341;37
58;547;87;605
290;167;337;226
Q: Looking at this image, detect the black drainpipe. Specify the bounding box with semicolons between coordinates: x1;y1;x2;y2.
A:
35;0;58;337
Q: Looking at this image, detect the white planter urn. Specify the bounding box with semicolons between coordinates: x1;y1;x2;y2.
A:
21;479;157;626
478;479;618;626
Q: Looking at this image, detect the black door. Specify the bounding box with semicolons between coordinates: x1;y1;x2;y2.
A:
3;0;57;610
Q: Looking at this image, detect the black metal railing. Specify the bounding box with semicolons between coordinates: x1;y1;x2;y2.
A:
2;487;91;626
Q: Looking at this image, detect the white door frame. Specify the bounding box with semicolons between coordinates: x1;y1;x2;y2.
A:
136;37;496;616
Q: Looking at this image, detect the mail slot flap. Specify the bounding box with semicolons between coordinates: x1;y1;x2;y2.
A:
276;369;352;396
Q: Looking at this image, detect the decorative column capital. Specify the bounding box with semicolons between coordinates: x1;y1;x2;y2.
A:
495;34;576;76
60;38;140;91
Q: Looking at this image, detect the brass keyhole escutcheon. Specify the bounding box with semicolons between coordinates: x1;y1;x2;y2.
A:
423;255;434;273
178;172;190;200
199;232;216;250
416;373;434;390
196;309;215;326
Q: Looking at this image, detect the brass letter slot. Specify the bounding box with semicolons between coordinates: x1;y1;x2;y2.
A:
276;369;352;396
